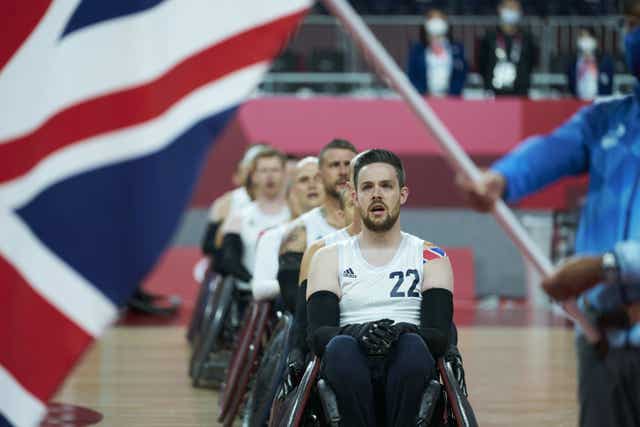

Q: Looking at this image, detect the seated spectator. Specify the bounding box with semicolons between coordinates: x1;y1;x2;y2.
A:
567;27;614;100
407;9;468;96
478;0;538;96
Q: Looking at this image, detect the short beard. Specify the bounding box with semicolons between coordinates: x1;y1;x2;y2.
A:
324;180;345;200
325;186;341;200
361;206;400;232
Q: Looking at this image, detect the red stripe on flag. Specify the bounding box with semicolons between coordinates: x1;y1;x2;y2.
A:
423;248;441;261
0;9;306;184
0;0;52;72
0;255;93;402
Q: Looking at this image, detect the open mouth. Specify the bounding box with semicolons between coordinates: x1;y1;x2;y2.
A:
369;204;386;216
307;191;319;199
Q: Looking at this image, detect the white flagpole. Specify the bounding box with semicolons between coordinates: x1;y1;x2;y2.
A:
321;0;600;343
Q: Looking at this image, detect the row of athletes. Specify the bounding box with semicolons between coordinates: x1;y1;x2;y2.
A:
200;4;640;421
202;140;464;426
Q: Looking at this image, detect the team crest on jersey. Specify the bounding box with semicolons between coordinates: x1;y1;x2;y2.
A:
423;246;446;263
342;267;357;278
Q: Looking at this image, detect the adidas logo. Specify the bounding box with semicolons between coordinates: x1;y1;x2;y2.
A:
342;267;357;279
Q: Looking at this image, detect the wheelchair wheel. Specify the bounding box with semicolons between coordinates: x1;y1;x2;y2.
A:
243;313;293;427
269;357;321;427
190;275;235;387
438;359;478;427
187;270;219;344
219;302;266;419
220;302;272;426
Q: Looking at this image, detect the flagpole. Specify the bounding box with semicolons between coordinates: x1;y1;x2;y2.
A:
321;0;601;343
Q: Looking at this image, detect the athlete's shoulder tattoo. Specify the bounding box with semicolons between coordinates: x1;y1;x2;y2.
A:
280;223;307;254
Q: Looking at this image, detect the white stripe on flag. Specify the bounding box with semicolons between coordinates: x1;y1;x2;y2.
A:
1;62;269;208
0;0;310;141
0;365;47;427
0;63;268;338
0;212;118;338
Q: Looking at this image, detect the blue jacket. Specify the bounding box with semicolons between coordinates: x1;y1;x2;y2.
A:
614;240;640;286
406;41;468;96
607;240;640;346
492;84;640;316
566;53;614;98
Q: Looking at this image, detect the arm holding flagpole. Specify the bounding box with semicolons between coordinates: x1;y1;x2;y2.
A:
320;0;601;343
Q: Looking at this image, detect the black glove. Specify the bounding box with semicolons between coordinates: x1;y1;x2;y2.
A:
282;347;306;394
391;322;419;339
444;345;467;397
341;319;396;356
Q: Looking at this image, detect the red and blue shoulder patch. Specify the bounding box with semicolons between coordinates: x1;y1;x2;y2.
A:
423;246;446;263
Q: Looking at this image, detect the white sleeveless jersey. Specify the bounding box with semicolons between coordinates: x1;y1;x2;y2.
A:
228;187;251;216
251;223;289;300
299;207;339;248
337;232;425;326
238;202;290;289
323;228;352;246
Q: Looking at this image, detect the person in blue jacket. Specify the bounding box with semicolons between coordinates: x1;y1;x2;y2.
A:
566;27;614;99
457;1;640;425
406;8;468;97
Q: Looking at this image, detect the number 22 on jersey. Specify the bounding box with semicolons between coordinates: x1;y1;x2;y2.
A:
389;269;420;298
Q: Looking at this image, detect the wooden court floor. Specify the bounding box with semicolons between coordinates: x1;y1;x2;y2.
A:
54;325;578;426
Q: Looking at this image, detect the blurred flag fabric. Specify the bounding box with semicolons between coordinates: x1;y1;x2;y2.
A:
0;1;310;426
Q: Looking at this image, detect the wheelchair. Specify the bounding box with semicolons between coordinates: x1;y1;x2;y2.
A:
186;266;219;345
243;312;294;427
268;349;478;427
190;275;251;388
216;304;293;426
217;301;273;426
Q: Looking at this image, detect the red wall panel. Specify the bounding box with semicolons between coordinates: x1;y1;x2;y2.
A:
191;97;588;210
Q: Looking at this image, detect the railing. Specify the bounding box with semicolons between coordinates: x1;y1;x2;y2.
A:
259;72;637;97
261;14;636;97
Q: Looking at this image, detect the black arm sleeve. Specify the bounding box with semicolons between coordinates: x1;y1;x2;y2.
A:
277;252;303;313
200;221;220;256
307;291;340;357
419;288;453;358
291;280;309;353
215;233;252;282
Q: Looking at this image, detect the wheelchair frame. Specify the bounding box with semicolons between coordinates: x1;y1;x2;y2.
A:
243;313;294;427
187;269;219;344
189;275;236;386
269;355;478;427
218;301;272;425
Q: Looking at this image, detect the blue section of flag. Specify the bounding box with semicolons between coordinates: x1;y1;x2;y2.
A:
16;107;237;306
430;246;445;257
62;0;167;38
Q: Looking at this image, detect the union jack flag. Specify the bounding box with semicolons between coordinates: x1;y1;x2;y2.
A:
0;1;309;426
423;246;446;262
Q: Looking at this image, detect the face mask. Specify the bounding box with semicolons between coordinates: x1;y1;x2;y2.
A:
500;8;521;25
577;36;596;54
425;18;448;37
624;26;640;77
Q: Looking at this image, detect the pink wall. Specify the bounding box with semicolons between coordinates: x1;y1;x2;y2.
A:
191;96;588;210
